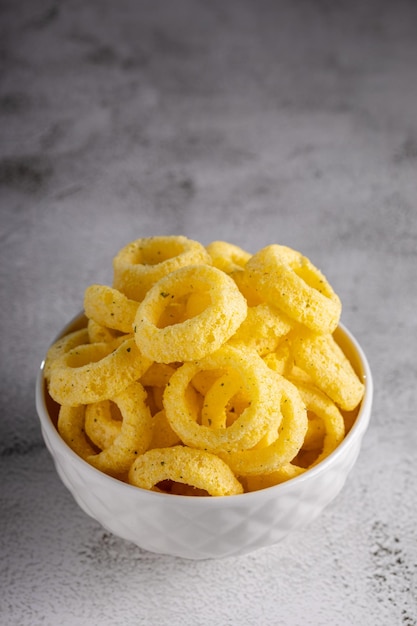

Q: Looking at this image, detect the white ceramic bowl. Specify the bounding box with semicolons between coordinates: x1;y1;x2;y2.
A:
36;315;373;560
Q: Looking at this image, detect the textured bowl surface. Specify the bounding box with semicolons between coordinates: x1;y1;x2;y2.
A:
36;315;373;560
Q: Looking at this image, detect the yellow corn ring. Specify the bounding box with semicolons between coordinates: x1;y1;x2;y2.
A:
113;235;212;301
84;284;138;333
218;375;308;476
206;240;251;274
133;264;247;363
86;382;153;475
291;330;365;411
48;337;152;406
44;328;89;382
84;400;122;451
128;446;244;496
229;303;293;356
245;244;342;333
163;345;281;454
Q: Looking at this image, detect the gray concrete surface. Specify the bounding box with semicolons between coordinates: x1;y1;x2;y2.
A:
1;0;416;624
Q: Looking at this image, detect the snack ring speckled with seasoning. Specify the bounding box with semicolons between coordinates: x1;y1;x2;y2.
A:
48;337;151;406
113;235;212;301
133;264;247;363
128;446;244;496
163;344;283;454
245;244;342;334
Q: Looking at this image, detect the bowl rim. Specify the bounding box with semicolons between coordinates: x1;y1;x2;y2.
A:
36;313;373;507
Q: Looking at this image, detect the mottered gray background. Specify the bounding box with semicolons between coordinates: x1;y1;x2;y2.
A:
1;0;416;624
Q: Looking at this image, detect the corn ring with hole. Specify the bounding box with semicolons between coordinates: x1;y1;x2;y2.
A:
113;235;212;301
245;244;341;333
86;382;153;475
44;328;89;382
163;345;281;454
128;446;244;496
49;337;152;406
134;264;247;363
